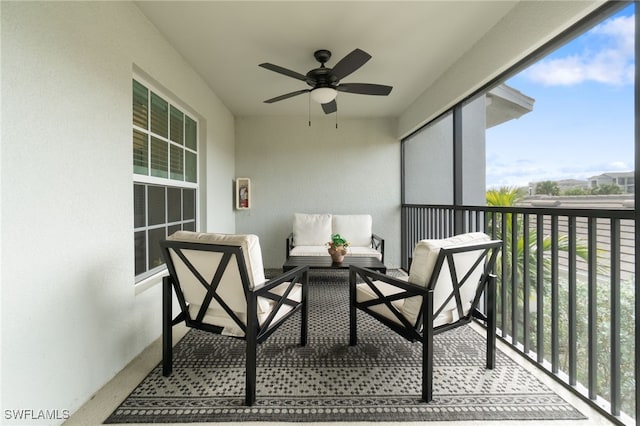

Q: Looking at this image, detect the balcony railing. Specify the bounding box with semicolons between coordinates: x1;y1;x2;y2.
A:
402;204;636;425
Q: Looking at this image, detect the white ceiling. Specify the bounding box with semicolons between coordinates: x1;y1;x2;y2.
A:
135;1;521;118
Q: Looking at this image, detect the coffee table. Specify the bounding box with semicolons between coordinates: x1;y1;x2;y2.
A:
282;256;387;274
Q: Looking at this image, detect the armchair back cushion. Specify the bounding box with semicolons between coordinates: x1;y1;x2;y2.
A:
403;232;490;326
166;231;270;335
293;213;332;246
332;214;373;247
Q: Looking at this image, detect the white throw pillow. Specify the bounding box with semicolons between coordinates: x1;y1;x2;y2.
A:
293;213;332;246
332;214;372;247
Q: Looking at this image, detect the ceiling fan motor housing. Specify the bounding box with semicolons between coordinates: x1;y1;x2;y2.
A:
306;67;337;88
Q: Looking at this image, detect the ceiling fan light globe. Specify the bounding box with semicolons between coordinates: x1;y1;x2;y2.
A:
310;87;337;104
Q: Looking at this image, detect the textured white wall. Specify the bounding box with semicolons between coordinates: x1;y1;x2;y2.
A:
234;116;400;269
1;2;234;422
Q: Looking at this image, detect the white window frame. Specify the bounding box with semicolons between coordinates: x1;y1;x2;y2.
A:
133;75;200;289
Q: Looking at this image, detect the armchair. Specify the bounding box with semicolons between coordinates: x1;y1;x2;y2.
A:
160;231;308;406
349;232;501;402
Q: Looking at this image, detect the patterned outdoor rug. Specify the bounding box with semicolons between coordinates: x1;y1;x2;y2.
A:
106;270;585;423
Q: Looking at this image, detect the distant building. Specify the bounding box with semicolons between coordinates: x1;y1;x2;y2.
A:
528;172;635;195
588;171;634;193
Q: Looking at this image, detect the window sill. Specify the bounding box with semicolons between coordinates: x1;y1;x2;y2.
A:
135;268;168;295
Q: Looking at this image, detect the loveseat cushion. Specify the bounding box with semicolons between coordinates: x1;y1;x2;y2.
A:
402;232;490;326
293;213;332;246
332;214;372;247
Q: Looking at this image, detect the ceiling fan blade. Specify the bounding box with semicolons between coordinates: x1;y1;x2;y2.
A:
259;63;308;82
321;99;337;114
337;83;393;96
264;89;310;103
330;48;371;81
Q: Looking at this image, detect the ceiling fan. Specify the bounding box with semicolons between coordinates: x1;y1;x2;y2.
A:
259;48;392;114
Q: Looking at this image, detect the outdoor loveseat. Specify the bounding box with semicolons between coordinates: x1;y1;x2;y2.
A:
286;213;384;261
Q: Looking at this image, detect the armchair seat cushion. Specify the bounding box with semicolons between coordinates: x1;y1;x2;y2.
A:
189;281;303;337
355;276;457;328
355;278;407;324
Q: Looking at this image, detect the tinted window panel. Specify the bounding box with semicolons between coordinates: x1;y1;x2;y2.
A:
133;130;148;175
148;185;165;225
185;116;197;151
170;144;184;181
167;187;181;223
185;151;197;183
170;105;184;144
150;136;168;178
183;189;195;220
133;80;148;129
134;184;146;228
134;231;147;275
148;227;166;269
150;92;168;138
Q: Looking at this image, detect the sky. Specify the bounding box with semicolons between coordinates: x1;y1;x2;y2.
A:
485;4;635;189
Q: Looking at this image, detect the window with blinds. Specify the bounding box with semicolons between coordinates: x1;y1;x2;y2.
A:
133;78;198;281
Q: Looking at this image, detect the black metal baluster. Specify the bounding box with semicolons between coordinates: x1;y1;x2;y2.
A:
501;211;508;337
551;215;559;373
537;214;544;363
568;216;577;385
587;216;598;400
610;218;621;416
511;212;519;345
523;214;530;355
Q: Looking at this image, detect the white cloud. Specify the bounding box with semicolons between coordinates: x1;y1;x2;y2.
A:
608;160;632;171
524;14;634;86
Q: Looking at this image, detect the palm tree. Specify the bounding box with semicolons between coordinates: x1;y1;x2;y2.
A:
486;186;591;285
485;187;592;343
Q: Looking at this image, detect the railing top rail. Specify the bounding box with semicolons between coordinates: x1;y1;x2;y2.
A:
402;204;635;220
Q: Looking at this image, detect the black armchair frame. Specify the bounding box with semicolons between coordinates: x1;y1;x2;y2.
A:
160;239;309;406
349;239;501;402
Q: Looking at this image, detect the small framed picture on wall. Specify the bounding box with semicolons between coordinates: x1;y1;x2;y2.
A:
235;178;251;210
